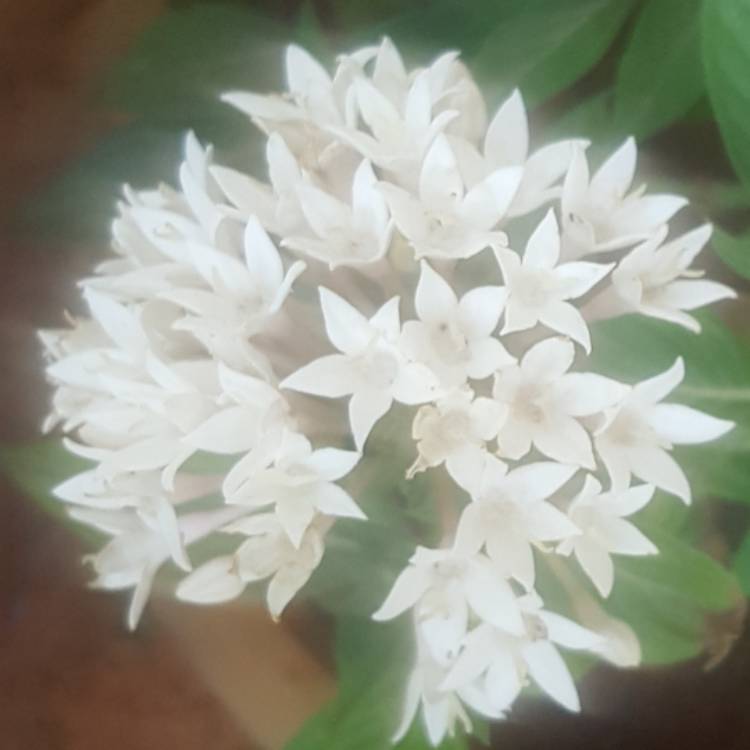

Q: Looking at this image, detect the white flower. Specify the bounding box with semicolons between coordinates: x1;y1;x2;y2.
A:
407;388;506;484
452;89;585;217
400;261;514;388
160;216;305;374
442;596;600;714
601;224;736;332
211;132;306;236
182;363;291;455
495;209;612;350
594;357;734;503
380;134;521;259
177;513;327;618
561;137;687;258
373;546;524;664
223;430;364;547
281;287;440;449
558;475;657;596
283;159;393;268
454;456;580;587
493;337;627;467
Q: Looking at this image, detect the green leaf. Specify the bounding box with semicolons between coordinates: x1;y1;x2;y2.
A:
471;0;636;106
615;0;704;138
286;617;467;750
0;439;98;540
591;312;750;503
703;0;750;187
712;227;750;279
732;530;750;594
608;527;740;664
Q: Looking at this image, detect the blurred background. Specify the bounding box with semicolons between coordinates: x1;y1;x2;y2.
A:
3;1;750;748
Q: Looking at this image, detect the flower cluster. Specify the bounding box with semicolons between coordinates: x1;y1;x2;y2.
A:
41;39;735;744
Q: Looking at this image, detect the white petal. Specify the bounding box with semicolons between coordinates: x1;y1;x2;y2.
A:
605;483;655;517
276;498;315;549
370;296;401;340
465;560;524;635
485;651;523;710
309;482;366;519
557;373;627;417
286;44;331;97
533;415;595;468
525;501;580;541
595;516;657;556
416;261;459;325
484;89;528;166
647;403;734;445
349;389;393;451
503;462;578;503
539;301;591;351
628;445;691;503
574;537;615;596
652;279;736;311
466;337;515;379
281;354;357;397
420;134;464;208
454;503;485;554
458;286;507;339
243;216;283;299
524;209;560;269
521;336;574;381
319;287;374;355
591;137;636;199
183;406;257;454
556;261;613;299
176;556;245;604
634;357;684;404
267;562;315;619
522;640;580;712
540;611;601;650
303;448;361;481
372;564;432;621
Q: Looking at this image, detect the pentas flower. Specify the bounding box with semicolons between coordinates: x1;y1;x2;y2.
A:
223;430;363;547
441;594;601;714
177;513;328;619
452;89;585;218
373;546;523;664
594;357;734;503
558;475;658;596
399;261;513;388
283;159;393;268
495;209;612;351
281;287;440;450
454;455;579;588
591;224;736;332
37;37;739;748
380;134;520;259
493;337;627;467
407;388;506;483
561;138;687;258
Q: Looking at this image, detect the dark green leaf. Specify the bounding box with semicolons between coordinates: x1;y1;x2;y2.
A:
703;0;750;187
0;439;98;540
615;0;704;138
286;617;467;750
471;0;636;106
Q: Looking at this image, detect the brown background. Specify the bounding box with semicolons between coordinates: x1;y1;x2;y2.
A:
2;2;750;748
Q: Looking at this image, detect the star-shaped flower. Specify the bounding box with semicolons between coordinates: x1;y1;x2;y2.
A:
495;209;612;350
558;475;658;596
606;224;736;332
407;388;507;485
454;456;579;588
283;159;393;268
281;287;440;449
400;260;514;388
223;430;364;547
373;546;524;664
380;135;521;259
594;357;734;503
561;137;687;258
442;595;600;714
493;337;627;467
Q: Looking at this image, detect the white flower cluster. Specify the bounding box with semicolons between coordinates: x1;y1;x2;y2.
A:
41;39;736;744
